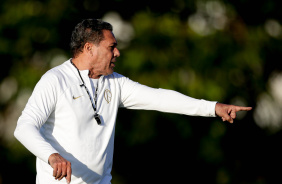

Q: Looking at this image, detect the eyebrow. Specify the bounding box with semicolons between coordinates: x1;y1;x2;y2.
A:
111;42;118;47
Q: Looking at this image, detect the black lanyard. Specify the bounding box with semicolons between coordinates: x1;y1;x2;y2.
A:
70;59;102;125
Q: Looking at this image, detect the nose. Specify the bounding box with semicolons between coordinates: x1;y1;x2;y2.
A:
114;47;120;58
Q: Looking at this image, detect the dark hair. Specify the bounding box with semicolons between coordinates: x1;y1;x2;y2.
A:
70;19;113;58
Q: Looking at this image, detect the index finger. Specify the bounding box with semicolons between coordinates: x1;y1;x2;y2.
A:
235;106;252;112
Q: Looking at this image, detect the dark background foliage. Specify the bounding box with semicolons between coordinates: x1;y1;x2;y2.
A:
1;0;282;183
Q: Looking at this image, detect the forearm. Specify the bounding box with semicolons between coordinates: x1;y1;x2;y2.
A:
14;118;58;163
153;88;217;116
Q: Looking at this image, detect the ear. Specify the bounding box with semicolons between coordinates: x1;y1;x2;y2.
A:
84;42;93;55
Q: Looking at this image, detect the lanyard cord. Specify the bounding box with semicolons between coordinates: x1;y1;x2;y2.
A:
70;59;101;124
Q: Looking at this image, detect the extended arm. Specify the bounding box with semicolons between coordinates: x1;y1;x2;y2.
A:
118;74;251;121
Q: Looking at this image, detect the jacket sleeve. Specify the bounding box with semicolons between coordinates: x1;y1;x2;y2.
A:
14;71;59;163
118;74;217;117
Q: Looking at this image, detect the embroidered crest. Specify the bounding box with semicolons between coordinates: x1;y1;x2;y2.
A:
104;89;112;103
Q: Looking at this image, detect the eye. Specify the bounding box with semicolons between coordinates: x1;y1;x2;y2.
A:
109;43;118;51
109;46;115;51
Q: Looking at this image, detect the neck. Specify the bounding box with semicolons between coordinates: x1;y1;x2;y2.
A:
71;58;101;79
72;57;89;70
88;70;101;79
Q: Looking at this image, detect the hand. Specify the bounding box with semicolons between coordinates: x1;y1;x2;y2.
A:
215;103;252;123
48;153;72;184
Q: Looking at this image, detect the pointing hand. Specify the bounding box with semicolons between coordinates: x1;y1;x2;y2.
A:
215;103;252;123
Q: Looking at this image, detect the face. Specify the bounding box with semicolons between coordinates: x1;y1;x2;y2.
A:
89;30;120;78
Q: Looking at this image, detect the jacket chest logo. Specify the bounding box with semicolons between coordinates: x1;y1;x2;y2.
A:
73;95;83;100
104;89;112;104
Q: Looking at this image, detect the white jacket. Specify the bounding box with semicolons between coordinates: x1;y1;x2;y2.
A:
14;59;217;184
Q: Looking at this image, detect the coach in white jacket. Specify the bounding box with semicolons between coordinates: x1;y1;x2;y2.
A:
14;19;252;184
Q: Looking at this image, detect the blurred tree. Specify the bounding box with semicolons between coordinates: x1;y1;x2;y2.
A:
1;0;282;183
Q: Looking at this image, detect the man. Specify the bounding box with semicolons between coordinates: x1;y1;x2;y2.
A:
14;19;252;184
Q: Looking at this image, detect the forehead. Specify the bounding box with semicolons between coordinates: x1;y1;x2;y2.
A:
101;30;117;45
